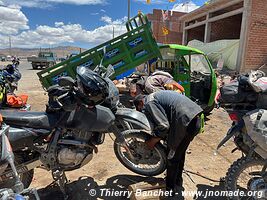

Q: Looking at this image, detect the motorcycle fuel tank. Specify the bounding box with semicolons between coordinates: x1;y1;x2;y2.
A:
64;105;115;132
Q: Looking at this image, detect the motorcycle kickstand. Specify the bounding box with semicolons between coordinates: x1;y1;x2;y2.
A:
52;170;69;200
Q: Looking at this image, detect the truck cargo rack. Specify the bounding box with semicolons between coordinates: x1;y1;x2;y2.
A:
37;13;161;89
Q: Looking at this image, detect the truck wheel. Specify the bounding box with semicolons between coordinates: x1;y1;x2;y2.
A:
203;102;215;116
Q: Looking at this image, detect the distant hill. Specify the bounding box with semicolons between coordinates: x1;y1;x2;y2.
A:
0;46;87;58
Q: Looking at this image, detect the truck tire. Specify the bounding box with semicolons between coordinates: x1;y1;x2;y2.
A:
32;64;37;70
203;102;215;116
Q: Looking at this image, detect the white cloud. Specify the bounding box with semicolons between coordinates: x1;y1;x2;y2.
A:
55;21;64;27
46;0;106;5
90;12;99;15
101;15;127;25
0;0;106;8
0;16;127;48
172;1;199;13
133;0;167;5
0;0;126;49
101;16;112;24
100;9;106;12
0;6;29;35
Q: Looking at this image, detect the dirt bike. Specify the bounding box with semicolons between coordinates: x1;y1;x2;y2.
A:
217;71;267;199
0;123;40;200
0;65;167;198
1;64;22;93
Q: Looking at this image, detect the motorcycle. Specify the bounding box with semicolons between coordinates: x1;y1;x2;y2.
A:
0;65;30;112
0;121;40;200
1;64;22;93
0;65;167;198
217;71;267;199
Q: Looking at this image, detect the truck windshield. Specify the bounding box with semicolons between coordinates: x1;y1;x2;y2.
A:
43;54;52;57
184;54;211;73
160;48;175;60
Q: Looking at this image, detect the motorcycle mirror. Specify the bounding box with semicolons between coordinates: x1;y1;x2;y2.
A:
58;77;75;87
105;64;115;78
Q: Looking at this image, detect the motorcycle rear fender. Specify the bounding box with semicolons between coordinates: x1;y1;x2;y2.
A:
115;108;151;131
7;127;49;151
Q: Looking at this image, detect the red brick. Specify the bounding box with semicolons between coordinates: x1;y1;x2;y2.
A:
243;0;267;72
147;9;186;44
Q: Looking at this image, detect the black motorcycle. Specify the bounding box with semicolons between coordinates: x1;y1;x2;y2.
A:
217;73;267;200
1;64;22;93
0;65;166;197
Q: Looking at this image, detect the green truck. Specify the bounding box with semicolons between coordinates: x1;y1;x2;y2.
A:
27;51;57;70
151;44;217;112
37;13;217;112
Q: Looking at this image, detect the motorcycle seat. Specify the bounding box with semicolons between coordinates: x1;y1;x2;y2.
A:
0;111;59;130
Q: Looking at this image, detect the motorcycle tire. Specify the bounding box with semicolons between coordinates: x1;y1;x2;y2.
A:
225;156;266;200
0;153;34;189
114;129;167;177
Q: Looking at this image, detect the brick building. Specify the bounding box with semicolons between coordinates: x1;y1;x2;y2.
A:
147;9;186;44
180;0;267;73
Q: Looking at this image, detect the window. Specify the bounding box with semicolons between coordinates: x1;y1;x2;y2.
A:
184;54;211;73
160;48;175;60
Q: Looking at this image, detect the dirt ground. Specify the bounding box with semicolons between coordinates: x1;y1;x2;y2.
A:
2;61;241;199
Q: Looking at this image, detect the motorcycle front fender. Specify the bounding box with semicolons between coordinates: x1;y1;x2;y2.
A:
115;108;151;131
217;123;243;150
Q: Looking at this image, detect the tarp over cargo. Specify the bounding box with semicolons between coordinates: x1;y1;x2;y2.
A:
188;39;240;70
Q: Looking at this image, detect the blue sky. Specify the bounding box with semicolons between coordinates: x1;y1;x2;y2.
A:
23;0;206;29
0;0;207;49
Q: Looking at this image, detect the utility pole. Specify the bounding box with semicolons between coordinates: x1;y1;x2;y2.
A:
112;26;115;39
9;36;12;56
128;0;130;21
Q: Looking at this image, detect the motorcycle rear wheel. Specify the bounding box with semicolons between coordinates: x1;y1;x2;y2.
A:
114;130;167;176
0;153;34;189
225;157;266;200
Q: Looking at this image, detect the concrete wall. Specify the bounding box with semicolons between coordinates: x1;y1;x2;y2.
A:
242;0;267;72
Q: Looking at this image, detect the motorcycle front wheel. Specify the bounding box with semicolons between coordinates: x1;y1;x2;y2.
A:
225;157;267;200
114;130;167;177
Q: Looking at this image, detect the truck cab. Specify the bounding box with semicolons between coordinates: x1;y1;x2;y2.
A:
28;52;57;70
150;44;217;113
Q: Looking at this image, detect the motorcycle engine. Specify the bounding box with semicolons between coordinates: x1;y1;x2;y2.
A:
58;148;89;166
56;130;104;169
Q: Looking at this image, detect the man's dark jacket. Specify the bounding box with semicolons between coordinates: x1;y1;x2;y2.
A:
143;91;203;151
